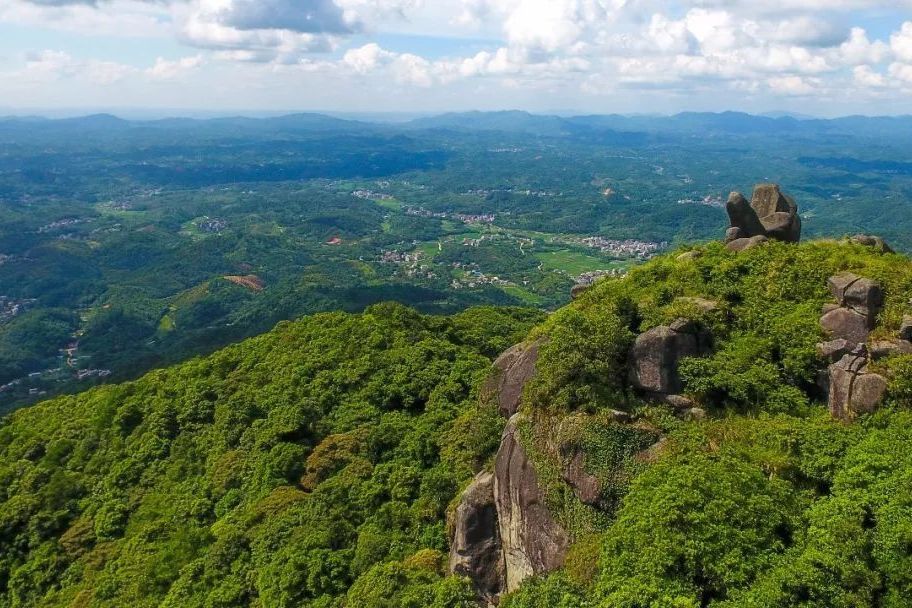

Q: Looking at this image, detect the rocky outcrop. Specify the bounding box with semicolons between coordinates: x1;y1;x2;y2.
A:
816;273;902;420
570;284;590;300
629;318;712;397
494;415;570;594
827;347;888;421
449;472;504;604
482;339;543;418
725;235;769;252
870;339;912;360
850;234;893;254
820;273;883;344
723;184;801;248
817;338;855;363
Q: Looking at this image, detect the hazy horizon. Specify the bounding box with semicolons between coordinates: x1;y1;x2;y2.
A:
3;107;912;122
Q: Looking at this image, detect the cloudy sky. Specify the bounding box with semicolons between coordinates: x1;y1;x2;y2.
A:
1;0;911;116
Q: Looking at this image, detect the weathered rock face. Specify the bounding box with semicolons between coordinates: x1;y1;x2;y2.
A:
827;273;883;321
449;472;504;604
560;447;602;507
870;339;912;360
629;318;712;396
724;183;801;247
494;415;570;594
820;307;873;345
820;273;884;344
483;339;543;418
817;338;854;363
817;273;894;420
828;349;888;421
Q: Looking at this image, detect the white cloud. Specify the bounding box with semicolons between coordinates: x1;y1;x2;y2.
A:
891;21;912;63
767;74;819;95
835;27;889;66
2;0;912;111
853;65;886;88
342;42;393;74
889;61;912;84
146;54;204;78
15;49;137;84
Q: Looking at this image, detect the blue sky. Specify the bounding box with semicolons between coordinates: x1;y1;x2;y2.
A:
1;0;911;117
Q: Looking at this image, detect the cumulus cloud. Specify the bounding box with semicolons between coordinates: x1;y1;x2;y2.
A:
16;49;137;84
3;0;912;108
208;0;355;34
892;21;912;63
146;54;204;78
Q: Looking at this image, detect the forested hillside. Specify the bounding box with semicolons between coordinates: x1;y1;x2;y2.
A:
0;304;543;607
2;238;912;607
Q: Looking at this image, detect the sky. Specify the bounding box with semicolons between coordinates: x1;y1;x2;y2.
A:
1;0;911;117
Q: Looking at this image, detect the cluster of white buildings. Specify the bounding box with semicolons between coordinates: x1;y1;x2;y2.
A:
0;296;36;323
578;237;667;259
677;195;725;208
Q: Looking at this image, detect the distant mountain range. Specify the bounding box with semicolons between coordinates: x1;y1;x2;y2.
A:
4;110;912;139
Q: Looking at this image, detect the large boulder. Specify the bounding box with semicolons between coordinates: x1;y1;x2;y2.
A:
629;319;712;396
827;350;888;420
817;338;854;363
448;472;504;603
820;308;874;345
483;339;543;418
726;192;766;238
570;284;590;300
494;415;570;593
827;273;883;321
725;235;769;252
869;339;912;360
723;184;801;246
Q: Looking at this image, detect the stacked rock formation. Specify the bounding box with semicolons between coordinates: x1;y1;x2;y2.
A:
724;184;801;251
820;273;883;344
817;272;898;420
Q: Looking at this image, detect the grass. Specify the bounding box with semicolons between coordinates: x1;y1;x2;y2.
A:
416;241;442;261
502;285;546;305
374;197;402;211
535;249;621;276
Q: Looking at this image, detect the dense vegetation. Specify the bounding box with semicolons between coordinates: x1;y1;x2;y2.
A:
0;304;543;607
3;111;912;405
2;239;912;606
505;239;912;607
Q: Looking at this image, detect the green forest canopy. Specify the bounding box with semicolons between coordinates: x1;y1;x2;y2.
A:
2;239;912;607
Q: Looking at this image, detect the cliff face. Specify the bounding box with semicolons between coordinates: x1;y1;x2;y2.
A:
450;343;571;603
494;415;569;594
